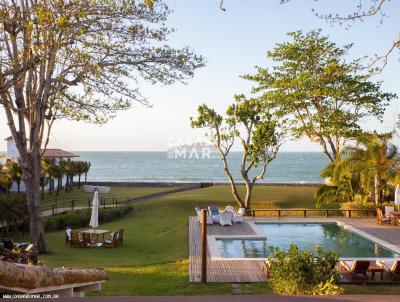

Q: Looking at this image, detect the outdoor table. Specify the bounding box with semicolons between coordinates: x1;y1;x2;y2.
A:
390;211;400;225
368;263;384;281
82;229;109;242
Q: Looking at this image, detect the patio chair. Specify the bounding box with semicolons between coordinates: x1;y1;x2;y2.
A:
208;205;221;224
384;206;395;219
70;231;83;247
378;260;400;280
195;207;213;224
377;208;391;225
233;208;245;224
219;211;234;226
340;260;370;280
82;233;96;248
118;229;124;245
225;206;235;213
103;231;119;248
1;238;28;250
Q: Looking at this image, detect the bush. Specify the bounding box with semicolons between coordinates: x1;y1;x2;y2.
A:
339;201;375;217
0;194;29;233
43;205;133;231
267;245;343;296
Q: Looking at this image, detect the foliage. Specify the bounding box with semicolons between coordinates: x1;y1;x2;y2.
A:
0;0;204;253
6;161;23;193
343;132;400;204
267;244;342;295
43;206;133;231
191;96;285;210
339;201;375;217
0;194;28;234
243;30;396;162
0;166;12;194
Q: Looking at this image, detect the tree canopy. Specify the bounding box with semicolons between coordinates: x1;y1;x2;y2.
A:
243;30;396;162
0;0;204;253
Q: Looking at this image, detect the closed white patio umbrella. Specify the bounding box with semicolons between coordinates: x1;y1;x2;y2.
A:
89;190;99;229
395;184;400;210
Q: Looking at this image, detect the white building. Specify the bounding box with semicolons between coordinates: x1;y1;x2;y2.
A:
2;136;79;192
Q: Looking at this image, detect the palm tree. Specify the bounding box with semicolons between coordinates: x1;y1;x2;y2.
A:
82;161;91;183
63;161;78;192
41;158;55;194
0;165;13;194
40;170;49;201
344;132;400;205
52;162;65;196
315;156;367;207
75;161;86;189
7;161;23;193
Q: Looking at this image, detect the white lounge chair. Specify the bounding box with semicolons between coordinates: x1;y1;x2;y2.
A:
195;207;213;224
384;206;395;219
219;211;234;226
225;205;235;213
233;208;245;224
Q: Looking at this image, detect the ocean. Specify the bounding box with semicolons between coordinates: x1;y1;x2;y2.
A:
75;151;328;183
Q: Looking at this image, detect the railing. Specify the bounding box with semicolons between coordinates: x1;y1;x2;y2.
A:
39;196;134;216
251;208;376;218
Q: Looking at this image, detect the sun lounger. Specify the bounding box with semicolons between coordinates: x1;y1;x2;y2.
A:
1;238;28;250
377;208;391;225
340;260;370;280
220;211;234;226
384;206;395;219
378;260;400;280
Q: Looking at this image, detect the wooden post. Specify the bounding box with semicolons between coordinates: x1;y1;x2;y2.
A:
325;210;329;217
201;209;207;284
51;204;55;215
88;197;91;209
71;199;75;210
303;210;306;218
278;210;281;218
348;210;352;218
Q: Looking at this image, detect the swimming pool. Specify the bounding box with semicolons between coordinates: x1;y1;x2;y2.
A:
214;222;400;259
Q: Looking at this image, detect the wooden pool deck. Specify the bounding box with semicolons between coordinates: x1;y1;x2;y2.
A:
189;216;400;283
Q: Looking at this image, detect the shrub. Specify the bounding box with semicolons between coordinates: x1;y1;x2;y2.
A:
43;205;133;231
339;201;375;217
267;244;343;295
0;194;29;234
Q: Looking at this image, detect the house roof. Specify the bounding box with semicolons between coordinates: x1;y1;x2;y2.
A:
42;149;79;158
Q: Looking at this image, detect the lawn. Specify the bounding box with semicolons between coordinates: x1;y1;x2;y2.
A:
40;186;178;209
16;185;400;295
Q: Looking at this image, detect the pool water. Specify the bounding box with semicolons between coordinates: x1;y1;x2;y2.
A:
215;223;399;258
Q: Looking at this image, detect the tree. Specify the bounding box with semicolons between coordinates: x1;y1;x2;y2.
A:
0;165;12;194
315;155;368;207
243;30;396;163
41;158;55;194
82;161;91;184
75;161;85;189
344;132;400;205
6;161;23;193
0;0;204;253
191;95;284;212
51;162;64;197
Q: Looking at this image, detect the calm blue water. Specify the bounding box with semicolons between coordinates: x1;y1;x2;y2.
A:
74;151;327;183
216;223;399;258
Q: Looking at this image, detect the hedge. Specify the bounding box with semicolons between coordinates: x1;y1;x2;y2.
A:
43;205;134;231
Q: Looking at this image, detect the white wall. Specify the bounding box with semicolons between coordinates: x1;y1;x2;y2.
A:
6;139;19;159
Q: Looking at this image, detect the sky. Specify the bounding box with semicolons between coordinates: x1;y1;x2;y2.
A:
0;0;399;152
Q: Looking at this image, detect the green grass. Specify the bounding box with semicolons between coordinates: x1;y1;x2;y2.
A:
15;185;400;295
40;186;177;209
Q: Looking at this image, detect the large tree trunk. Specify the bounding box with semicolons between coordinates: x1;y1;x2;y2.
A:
21;153;48;254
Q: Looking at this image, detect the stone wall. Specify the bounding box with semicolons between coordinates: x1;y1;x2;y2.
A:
0;261;106;290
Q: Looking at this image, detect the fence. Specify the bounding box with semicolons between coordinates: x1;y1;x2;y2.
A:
39;196;133;216
251;208;376;218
